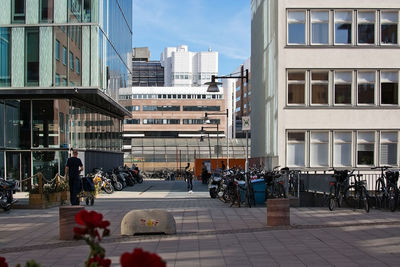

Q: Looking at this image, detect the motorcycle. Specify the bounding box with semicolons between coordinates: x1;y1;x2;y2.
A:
107;169;123;191
93;171;114;194
208;172;223;198
129;167;143;184
0;178;19;211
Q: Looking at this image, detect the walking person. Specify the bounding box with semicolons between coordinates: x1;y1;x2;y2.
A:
185;162;193;193
65;149;84;205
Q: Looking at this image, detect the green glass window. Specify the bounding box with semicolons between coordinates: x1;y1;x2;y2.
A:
69;51;74;71
0;28;11;87
62;46;67;65
55;39;60;60
12;0;25;23
25;27;39;86
55;73;60;85
76;58;80;74
40;0;54;22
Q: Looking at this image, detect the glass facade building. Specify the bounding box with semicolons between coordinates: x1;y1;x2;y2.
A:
0;0;132;190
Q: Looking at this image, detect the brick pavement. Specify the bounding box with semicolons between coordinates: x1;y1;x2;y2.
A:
1;180;400;266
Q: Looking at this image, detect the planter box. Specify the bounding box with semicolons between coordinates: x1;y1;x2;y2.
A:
29;192;62;209
61;191;70;203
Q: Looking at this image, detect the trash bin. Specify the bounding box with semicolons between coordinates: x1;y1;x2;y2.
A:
251;178;266;204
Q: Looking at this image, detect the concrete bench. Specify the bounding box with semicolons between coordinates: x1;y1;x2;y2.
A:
121;209;176;235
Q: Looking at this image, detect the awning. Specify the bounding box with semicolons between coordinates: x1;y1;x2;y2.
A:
0;88;132;118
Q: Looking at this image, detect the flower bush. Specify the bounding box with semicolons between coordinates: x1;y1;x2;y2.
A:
2;209;166;267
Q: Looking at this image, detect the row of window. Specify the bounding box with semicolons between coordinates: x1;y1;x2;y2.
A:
287;69;399;106
123;105;221;112
287;130;399;168
119;94;223;100
123;119;221;125
288;9;399;46
55;40;80;74
171;72;217;80
11;0;93;24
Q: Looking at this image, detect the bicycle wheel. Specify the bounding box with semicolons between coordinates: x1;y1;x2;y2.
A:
375;178;385;209
277;183;286;198
328;185;336;211
362;187;370;213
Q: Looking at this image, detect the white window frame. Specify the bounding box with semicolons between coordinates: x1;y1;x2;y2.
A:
286;131;306;167
310;70;330;106
380;11;399;46
310;10;330;45
334;10;353;45
357;71;376;106
357;11;376;45
380;70;399;106
334;71;353;106
380;131;398;166
287;70;307;106
333;131;353;167
287;10;307;45
310;131;330;167
356;131;376;167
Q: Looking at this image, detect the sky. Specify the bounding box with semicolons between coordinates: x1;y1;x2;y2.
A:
132;0;251;76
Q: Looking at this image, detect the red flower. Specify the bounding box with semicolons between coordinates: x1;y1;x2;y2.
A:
75;209;110;229
87;256;111;267
73;226;88;238
0;257;8;267
120;248;166;267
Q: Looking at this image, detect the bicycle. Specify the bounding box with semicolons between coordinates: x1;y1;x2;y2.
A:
344;173;370;213
328;169;351;211
372;166;399;211
263;166;286;199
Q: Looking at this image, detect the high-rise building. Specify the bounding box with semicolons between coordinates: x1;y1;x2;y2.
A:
251;0;400;170
0;0;132;187
131;47;164;87
161;45;218;87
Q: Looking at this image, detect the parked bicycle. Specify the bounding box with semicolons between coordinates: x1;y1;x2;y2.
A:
263;166;286;199
328;169;352;211
344;173;370;213
373;166;399;211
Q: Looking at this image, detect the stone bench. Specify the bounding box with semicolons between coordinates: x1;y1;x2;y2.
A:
121;209;176;235
267;198;290;226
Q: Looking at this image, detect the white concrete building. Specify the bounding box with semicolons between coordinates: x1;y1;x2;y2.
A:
251;0;400;170
160;45;218;87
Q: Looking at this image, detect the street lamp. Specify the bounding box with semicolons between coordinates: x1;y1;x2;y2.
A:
200;127;212;162
204;67;249;171
203;110;228;169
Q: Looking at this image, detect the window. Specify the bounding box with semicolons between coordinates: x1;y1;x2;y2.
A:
0;28;11;87
123;119;140;125
25;27;39;86
334;132;352;167
311;11;329;44
124;106;140;111
311;71;329;104
40;0;54;22
287;71;305;104
288;11;306;44
380;132;398;165
334;71;352;104
183;106;220;111
310;132;329;167
55;40;60;61
335;11;352;44
358;11;375;44
357;72;375;104
69;52;74;71
287;132;305;167
12;0;25;23
55;73;60;86
381;71;398;105
62;46;67;65
76;58;80;74
62;78;67;86
357;132;375;166
381;12;398;44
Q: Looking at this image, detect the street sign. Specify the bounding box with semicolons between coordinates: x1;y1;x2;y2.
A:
242;116;251;131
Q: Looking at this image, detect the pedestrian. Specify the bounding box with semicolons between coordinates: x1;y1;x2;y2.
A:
221;161;226;170
185;162;193;193
65;149;84;205
201;162;209;184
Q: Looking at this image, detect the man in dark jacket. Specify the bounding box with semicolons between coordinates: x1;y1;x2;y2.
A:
65;149;84;205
